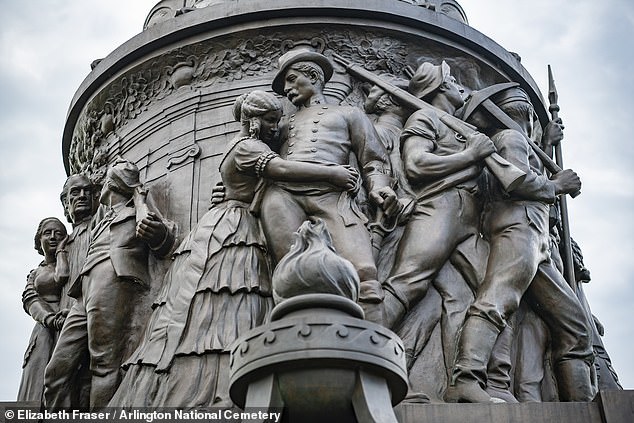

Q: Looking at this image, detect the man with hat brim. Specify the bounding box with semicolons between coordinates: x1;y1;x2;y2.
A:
446;85;593;403
45;159;175;409
271;49;334;97
261;48;400;304
374;61;494;333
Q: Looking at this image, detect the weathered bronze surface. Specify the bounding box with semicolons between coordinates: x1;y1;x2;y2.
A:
14;0;628;419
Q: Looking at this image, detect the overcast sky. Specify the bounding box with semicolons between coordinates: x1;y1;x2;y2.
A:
0;0;632;401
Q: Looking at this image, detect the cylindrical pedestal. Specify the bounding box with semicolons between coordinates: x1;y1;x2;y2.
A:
229;294;408;422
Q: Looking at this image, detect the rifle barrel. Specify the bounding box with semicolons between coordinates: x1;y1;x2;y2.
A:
332;53;526;192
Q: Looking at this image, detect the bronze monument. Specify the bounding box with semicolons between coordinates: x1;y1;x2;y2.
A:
12;1;629;421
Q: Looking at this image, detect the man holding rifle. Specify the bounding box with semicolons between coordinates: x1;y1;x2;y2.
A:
445;85;593;403
375;61;494;330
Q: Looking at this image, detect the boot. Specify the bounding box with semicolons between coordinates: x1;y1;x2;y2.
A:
382;289;407;330
445;316;503;403
402;391;431;404
486;384;518;403
486;324;518;403
555;359;595;401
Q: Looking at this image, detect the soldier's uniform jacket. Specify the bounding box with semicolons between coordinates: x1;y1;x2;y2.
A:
278;104;392;195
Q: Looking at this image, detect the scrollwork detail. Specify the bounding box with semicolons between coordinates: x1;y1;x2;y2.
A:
167;145;201;169
263;331;277;345
297;324;312;338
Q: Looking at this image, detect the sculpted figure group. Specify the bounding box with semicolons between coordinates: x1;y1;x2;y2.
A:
19;46;620;409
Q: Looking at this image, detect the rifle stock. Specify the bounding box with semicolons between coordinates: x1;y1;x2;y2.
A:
332;54;526;192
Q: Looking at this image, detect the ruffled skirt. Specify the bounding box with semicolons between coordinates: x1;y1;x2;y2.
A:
111;202;273;407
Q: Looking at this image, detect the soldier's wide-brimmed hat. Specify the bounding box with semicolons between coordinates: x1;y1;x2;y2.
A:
364;74;409;113
107;159;141;194
409;61;450;100
459;82;522;121
272;48;334;95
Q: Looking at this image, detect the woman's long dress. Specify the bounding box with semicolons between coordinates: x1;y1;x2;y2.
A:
111;136;276;407
17;263;62;402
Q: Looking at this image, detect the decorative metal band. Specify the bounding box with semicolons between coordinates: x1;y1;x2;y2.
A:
229;315;408;391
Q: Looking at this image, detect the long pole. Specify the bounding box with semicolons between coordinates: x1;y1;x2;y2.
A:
332;53;527;193
548;65;576;286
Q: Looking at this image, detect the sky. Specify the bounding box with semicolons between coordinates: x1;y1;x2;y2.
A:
0;0;632;401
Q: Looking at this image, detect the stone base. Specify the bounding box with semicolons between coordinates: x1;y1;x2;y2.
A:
4;391;632;422
395;390;633;423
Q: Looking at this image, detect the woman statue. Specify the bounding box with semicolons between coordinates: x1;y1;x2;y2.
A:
17;217;69;402
111;90;359;407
